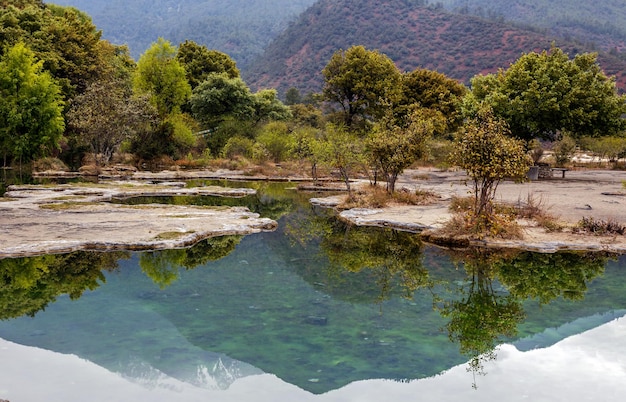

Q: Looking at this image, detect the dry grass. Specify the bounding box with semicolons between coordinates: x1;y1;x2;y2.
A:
442;210;524;240
513;193;564;232
339;185;439;209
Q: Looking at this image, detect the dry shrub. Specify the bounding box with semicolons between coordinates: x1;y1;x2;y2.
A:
574;217;626;235
393;187;438;205
443;210;523;240
32;157;68;172
449;196;473;213
340;186;439;209
514;193;564;232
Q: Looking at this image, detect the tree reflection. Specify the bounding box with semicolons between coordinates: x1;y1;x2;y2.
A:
285;208;429;303
0;251;128;320
439;248;614;386
440;249;525;381
139;235;242;288
495;251;609;303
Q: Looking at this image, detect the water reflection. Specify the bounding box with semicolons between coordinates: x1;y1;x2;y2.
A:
285;208;430;303
0;182;625;396
0;251;128;320
140;236;242;288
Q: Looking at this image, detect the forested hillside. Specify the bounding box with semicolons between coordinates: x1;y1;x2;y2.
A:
439;0;626;54
245;0;626;96
51;0;317;68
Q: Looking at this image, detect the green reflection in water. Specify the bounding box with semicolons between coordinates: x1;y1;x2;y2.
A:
0;181;625;394
0;251;128;320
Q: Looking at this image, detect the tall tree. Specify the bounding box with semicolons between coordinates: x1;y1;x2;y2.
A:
190;72;255;129
466;47;626;141
399;68;467;136
66;78;157;166
133;38;191;118
322;45;402;128
0;42;64;166
176;40;239;89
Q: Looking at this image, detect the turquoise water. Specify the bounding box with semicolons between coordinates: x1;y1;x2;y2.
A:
1;182;625;394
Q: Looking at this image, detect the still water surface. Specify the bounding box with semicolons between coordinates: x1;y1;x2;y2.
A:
1;181;625;400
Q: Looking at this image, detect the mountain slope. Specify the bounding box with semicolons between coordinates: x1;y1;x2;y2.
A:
439;0;626;53
245;0;626;95
50;0;317;67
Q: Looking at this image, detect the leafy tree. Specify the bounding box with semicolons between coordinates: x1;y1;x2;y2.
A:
449;107;531;227
552;134;577;167
322;45;402;128
367;108;441;193
495;251;609;304
190;73;254;129
0;42;64;166
399;68;467;136
133;38;192;118
139;236;241;288
0;2;114;98
284;87;302;105
66;77;158;165
250;88;292;124
467;47;626;141
316;123;366;194
176;40;239;89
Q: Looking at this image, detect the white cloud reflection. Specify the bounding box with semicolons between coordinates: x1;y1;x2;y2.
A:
2;313;625;402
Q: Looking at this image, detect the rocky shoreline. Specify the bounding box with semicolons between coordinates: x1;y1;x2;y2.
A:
2;167;626;258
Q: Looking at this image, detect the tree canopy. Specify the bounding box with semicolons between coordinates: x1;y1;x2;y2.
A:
322;45;402;128
176;40;239;89
0;42;64;165
466;47;626;141
133;38;191;118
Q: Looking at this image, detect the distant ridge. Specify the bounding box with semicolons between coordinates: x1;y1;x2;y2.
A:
244;0;626;95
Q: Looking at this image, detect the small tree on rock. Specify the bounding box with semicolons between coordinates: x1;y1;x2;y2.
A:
450;107;531;233
368;108;440;193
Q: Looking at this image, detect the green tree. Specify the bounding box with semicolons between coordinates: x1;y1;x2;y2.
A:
1;2;108;98
133;38;191;118
316;123;365;195
467;47;626;141
284;87;302;105
0;250;127;320
495;251;609;304
322;45;402;128
190;73;254;129
256;121;294;163
0;42;64;166
441;249;525;381
250;88;292;124
176;40;239;89
66;77;158;165
399;68;467;136
368;108;440;193
449;107;531;229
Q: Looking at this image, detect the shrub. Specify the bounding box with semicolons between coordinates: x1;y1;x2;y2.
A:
221;136;254;159
552;135;576;167
256;121;294;162
575;217;626;235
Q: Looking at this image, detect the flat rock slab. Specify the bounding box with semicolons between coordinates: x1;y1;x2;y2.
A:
0;183;276;258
